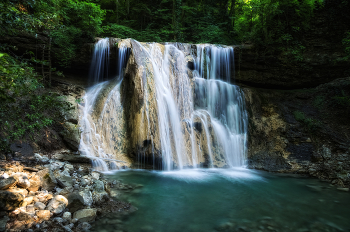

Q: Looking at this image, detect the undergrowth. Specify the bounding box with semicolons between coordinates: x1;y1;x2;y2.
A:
293;110;320;132
0;52;71;153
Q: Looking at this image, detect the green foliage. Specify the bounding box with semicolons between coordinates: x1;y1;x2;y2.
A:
0;0;105;67
0;53;71;152
332;90;350;108
293;110;320;131
342;31;350;61
313;95;325;109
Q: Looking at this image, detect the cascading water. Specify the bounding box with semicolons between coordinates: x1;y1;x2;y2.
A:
80;38;247;171
89;38;110;84
132;42;247;170
193;45;247;167
79;42;130;171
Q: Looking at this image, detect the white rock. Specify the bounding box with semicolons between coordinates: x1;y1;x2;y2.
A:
46;195;68;214
90;172;99;180
12;172;31;189
35;153;49;163
1;173;9;179
63;212;72;221
79;190;93;206
34;201;46;210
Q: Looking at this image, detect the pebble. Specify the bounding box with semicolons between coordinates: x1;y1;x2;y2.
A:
63;212;72;221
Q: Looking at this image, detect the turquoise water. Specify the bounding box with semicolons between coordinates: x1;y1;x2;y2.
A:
93;169;350;232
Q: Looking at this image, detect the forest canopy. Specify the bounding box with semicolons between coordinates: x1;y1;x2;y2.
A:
0;0;350;65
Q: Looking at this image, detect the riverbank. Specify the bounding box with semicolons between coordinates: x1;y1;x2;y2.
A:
0;149;136;232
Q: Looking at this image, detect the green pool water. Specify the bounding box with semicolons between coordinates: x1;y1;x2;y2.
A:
92;168;350;232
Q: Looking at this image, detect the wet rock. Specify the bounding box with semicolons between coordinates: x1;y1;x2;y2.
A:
36;210;51;221
73;208;97;222
0;176;18;190
46;195;68;214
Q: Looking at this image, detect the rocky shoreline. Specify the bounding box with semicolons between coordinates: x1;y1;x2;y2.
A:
0;150;136;232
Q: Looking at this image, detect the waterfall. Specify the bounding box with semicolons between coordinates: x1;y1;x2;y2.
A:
80;39;247;171
89;38;110;84
79;45;130;171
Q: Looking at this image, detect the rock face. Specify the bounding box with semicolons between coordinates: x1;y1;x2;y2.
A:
244;77;350;187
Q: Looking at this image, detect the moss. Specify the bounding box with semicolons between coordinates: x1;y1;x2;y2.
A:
293;110;320;132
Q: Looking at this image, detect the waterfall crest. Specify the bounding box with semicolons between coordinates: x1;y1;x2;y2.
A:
79;39;247;171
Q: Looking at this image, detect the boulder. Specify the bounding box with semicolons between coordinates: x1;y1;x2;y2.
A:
23;196;34;206
66;192;85;213
54;169;73;188
36;210;51;221
12;173;30;189
0;176;18;190
28;175;41;192
46;195;68;214
73;208;97;222
0;190;25;211
34;202;46;210
80;190;93;206
36;168;55;191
